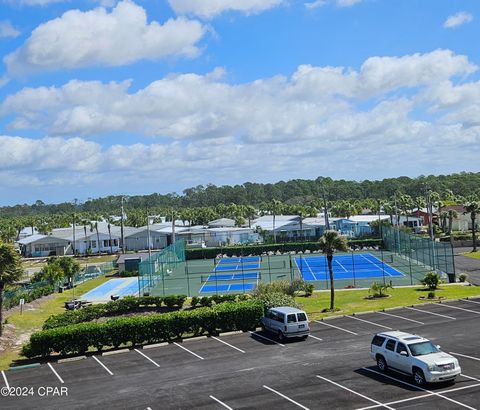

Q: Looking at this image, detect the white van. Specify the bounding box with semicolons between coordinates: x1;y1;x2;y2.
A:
261;306;310;341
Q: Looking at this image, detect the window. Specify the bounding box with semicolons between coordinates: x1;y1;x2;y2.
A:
396;343;408;355
409;341;439;357
277;312;285;323
372;335;386;347
385;339;396;351
297;312;307;322
287;314;297;323
91;240;97;248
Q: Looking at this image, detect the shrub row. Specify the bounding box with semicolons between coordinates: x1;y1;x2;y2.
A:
185;239;382;260
190;293;251;308
43;295;187;330
23;300;264;358
3;284;55;310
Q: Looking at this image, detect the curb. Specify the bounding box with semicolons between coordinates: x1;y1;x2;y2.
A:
142;342;169;350
8;363;41;371
218;330;243;337
102;348;130;356
182;336;207;343
58;356;86;363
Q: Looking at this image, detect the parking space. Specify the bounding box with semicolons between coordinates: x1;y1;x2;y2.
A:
2;299;480;409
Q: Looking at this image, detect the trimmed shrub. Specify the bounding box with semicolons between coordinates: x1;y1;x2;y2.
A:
23;300;264;358
190;296;200;308
254;292;299;310
458;273;468;283
304;283;315;297
421;272;441;291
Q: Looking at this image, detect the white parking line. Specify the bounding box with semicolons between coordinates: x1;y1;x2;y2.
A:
450;352;480;362
248;331;285;347
316;375;394;410
263;385;310;410
47;363;64;384
404;306;456;320
462;298;480;305
346;315;392;330
1;370;9;389
209;395;234;409
438;303;480;315
308;334;323;341
92;355;114;375
173;342;205;360
135;349;160;367
361;367;476;410
461;373;480;382
376;311;424;325
211;336;245;353
314;320;358;335
357;383;480;410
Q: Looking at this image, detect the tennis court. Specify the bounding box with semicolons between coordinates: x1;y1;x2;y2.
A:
214;257;261;272
295;253;404;281
203;272;261;282
199;283;256;293
81;277;139;302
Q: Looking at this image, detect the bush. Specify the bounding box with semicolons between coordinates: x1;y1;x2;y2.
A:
254;292;299;310
427;291;436;299
421;272;441;290
458;273;468;283
304;283;315;297
190;296;199;308
368;281;392;298
23;300;264;358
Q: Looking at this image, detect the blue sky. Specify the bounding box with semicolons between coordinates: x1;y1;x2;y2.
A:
0;0;479;205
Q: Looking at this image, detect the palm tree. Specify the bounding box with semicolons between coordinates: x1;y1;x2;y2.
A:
318;230;348;311
464;198;480;252
0;242;23;336
447;209;458;244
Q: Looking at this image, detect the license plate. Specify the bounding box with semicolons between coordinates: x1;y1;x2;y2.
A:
299;324;305;329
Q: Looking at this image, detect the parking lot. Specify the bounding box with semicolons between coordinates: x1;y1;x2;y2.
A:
1;297;480;410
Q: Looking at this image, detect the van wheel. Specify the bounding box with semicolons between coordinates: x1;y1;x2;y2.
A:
413;368;426;386
277;331;285;342
377;356;388;372
301;335;308;340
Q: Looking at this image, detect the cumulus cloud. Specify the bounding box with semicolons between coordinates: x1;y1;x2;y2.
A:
304;1;326;10
0;20;20;38
443;11;473;28
168;0;284;19
4;1;206;75
1;49;476;142
336;0;362;7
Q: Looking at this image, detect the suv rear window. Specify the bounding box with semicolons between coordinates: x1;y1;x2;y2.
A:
371;335;386;347
297;313;307;322
287;314;297;323
385;339;396;351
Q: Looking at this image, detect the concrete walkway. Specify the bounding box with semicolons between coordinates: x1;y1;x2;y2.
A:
454;247;480;285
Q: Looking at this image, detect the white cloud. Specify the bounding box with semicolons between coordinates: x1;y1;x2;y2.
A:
0;20;20;38
304;1;326;10
4;1;206;75
168;0;284;19
336;0;362;7
1;49;476;144
443;11;473;29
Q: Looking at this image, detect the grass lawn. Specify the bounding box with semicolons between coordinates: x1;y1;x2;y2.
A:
0;275;111;370
22;254;117;270
462;251;480;260
296;285;480;320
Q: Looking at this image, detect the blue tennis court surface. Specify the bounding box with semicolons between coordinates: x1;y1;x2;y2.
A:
205;272;260;281
217;257;260;265
200;283;255;293
215;263;260;272
296;253;404;281
81;277;139;302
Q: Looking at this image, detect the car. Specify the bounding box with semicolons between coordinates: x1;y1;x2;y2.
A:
261;306;310;341
370;331;461;386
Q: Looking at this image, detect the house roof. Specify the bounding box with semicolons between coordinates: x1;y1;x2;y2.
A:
116;252;154;264
208;218;236;227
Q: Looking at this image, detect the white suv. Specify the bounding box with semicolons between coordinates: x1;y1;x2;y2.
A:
370;331;461;385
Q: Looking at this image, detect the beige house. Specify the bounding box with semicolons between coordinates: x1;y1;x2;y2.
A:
443;205;478;231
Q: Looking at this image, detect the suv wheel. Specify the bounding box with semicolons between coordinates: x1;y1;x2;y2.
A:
413;368;426;386
376;355;388;372
277;331;285;342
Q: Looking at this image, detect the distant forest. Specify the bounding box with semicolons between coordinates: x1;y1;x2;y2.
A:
1;172;479;218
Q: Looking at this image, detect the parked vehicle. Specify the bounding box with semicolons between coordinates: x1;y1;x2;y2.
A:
370;331;461;385
261;306;310;341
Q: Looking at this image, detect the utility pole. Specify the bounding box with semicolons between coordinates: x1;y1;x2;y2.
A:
322;185;330;230
120;196;125;254
172;209;176;244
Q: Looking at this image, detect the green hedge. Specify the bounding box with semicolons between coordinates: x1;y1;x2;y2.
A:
43;295;187;330
185;239;382;260
23;300;264;358
190;294;251;308
3;283;55;310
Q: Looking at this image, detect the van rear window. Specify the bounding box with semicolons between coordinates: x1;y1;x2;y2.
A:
371;335;386;347
297;313;307;322
287;314;297;323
